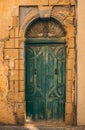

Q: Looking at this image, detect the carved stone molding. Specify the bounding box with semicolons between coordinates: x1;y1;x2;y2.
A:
19;7;38;26
25;18;66;38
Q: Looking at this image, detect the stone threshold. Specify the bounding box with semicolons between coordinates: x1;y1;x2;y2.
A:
0;125;85;130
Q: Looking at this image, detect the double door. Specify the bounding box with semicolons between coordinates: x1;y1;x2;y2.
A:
25;43;66;121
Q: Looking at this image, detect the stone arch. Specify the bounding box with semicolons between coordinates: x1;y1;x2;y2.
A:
25;17;66;39
19;13;67;39
18;12;75;125
24;15;68;122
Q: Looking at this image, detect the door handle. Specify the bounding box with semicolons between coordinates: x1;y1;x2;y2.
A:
55;68;58;75
34;68;37;75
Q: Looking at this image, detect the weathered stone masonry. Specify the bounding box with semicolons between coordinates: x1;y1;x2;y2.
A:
0;0;76;125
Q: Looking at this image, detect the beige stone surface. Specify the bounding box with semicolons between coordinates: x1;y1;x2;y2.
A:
67;58;74;70
19;0;48;5
15;60;24;70
67;70;72;81
9;70;18;80
18;92;25;102
4;49;18;59
19;70;24;80
77;0;85;125
19;49;24;59
12;16;18;27
0;0;76;125
38;6;52;18
9;29;15;38
49;0;70;5
68;38;75;49
66;81;72;92
66;103;73;114
0;101;16;124
0;62;8;100
19;81;24;92
5;39;14;48
65;114;73;125
71;0;76;5
68;49;75;58
9;80;18;92
66;91;72;103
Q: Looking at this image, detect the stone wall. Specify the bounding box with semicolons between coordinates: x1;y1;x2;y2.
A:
0;0;76;125
77;0;85;125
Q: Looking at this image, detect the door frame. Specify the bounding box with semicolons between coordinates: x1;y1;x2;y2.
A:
25;38;66;122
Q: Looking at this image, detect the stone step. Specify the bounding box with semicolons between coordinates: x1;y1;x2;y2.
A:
0;126;85;130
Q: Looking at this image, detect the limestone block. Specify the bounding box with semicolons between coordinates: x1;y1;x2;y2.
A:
15;102;25;114
68;49;75;58
19;0;48;5
52;10;66;22
14;60;18;69
19;60;24;70
49;0;70;5
66;91;72;102
19;6;38;26
66;103;73;114
15;60;24;70
5;39;14;48
9;27;19;38
66;17;74;25
15;40;19;49
0;101;16;124
9;80;19;92
15;27;19;37
9;58;15;69
19;70;24;80
70;7;75;17
4;49;18;59
65;114;73;125
15;40;24;49
14;80;19;92
9;70;18;80
65;24;75;38
8;91;18;102
19;49;24;59
9;29;15;38
14;39;19;48
67;70;72;81
52;6;71;19
11;6;18;16
0;75;8;100
66;81;72;92
15;112;25;125
12;16;18;27
0;42;4;61
18;92;25;102
38;6;52;18
67;58;73;70
19;81;24;92
14;102;25;124
9;80;14;91
0;61;8;100
67;38;75;49
0;20;9;41
71;0;76;5
19;41;24;49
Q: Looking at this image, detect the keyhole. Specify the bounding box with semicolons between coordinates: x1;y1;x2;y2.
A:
55;68;58;75
34;68;37;75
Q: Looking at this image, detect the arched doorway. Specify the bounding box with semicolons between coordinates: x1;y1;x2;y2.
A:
25;18;66;122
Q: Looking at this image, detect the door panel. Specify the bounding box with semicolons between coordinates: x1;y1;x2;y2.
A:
25;44;66;121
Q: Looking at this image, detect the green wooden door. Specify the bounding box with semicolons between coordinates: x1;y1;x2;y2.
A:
25;43;66;121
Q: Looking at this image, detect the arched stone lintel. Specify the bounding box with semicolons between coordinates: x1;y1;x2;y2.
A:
18;9;75;125
19;13;39;38
19;11;67;38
